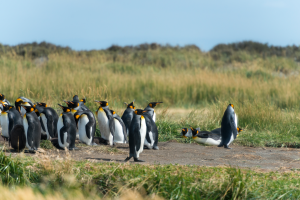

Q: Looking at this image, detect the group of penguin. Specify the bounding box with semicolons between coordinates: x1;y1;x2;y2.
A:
181;104;243;149
0;93;163;162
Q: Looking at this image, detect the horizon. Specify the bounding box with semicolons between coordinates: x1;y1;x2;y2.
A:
1;0;300;51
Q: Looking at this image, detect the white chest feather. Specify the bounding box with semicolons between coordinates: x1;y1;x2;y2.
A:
40;113;50;140
136;117;147;157
113;119;125;143
96;109;112;143
153;112;156;122
78;114;93;145
57;115;68;148
193;137;221;146
1;112;9;138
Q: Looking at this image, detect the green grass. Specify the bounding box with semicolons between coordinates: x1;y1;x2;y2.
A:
1;151;300;199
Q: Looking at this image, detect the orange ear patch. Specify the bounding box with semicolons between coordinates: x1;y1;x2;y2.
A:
30;108;34;112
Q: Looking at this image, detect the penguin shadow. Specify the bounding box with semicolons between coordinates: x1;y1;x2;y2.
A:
85;157;125;162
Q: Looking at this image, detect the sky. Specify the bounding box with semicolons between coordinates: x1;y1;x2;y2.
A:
0;0;299;51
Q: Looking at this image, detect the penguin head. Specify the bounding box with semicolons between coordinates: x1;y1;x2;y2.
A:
237;127;243;137
181;128;189;138
21;106;35;113
72;95;80;103
64;100;80;109
110;109;116;115
134;109;148;115
229;104;234;109
0;103;13;113
80;98;86;104
189;125;200;139
94;100;109;108
36;102;47;107
34;108;40;116
124;100;136;110
0;94;5;101
148;102;163;108
58;104;71;113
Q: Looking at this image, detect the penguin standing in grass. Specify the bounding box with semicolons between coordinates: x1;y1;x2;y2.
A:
35;102;59;139
0;103;26;151
125;109;148;162
218;104;239;149
144;102;163;122
121;100;136;135
110;109;127;143
94;100;115;146
74;110;96;145
15;97;34;117
22;106;41;151
57;104;77;150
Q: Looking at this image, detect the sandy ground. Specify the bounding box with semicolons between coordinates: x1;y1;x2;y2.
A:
2;139;300;172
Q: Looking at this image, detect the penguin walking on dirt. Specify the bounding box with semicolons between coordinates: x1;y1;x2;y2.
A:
94;100;115;146
121;100;136;135
110;109;127;143
22;106;41;151
125;109;148;162
15;97;34;117
57;104;77;150
34;102;59;139
144;102;163;122
218;104;239;149
74;110;96;145
0;103;26;151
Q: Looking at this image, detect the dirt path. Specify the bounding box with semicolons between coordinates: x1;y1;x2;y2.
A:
4;141;300;171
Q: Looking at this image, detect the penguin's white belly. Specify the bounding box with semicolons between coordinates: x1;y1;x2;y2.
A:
136;117;146;158
1;113;9;138
97;110;112;144
228;134;235;145
39;116;46;135
234;113;238;128
78;114;92;145
144;131;154;148
153;112;156;122
57;116;69;148
23;115;31;149
41;113;50;140
113;119;125;143
193;137;221;146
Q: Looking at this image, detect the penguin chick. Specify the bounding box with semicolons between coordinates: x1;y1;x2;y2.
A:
22;105;41;151
121;100;136;136
125;109;148;162
218;104;238;149
144;102;163;122
110;109;127;143
94;100;115;146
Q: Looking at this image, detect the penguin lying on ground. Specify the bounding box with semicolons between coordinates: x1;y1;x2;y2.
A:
94;100;114;146
22;105;41;151
125;109;148;162
15;97;34;117
34;102;59;139
0;103;25;151
180;127;197;138
121;100;136;135
74;110;96;145
144;102;163;122
57;104;77;150
110;109;127;143
218;104;239;149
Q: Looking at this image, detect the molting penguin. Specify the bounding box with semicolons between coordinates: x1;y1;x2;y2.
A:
124;109;148;162
121;100;136;135
15;97;34;117
35;102;59;139
57;104;77;150
22;105;41;151
218;104;239;149
144;102;163;122
0;103;26;151
94;100;114;146
110;109;127;143
74;110;96;145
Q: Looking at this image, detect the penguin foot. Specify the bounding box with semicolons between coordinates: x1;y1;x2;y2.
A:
134;158;145;162
153;146;159;150
69;147;79;150
217;144;223;147
144;145;152;149
91;142;98;146
224;145;231;149
124;157;132;162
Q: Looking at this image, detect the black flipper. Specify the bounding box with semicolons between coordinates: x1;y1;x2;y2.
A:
46;114;55;138
10;125;26;151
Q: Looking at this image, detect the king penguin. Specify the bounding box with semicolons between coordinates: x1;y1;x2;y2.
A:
57;104;77;150
144;102;163;122
218;104;239;149
190;126;222;146
143;113;159;150
22;105;41;151
34;102;59;139
74;109;96;145
121;100;136;135
94;100;115;146
110;109;127;143
0;103;26;151
180;127;195;138
124;109;148;162
15;97;34;117
0;94;11;105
